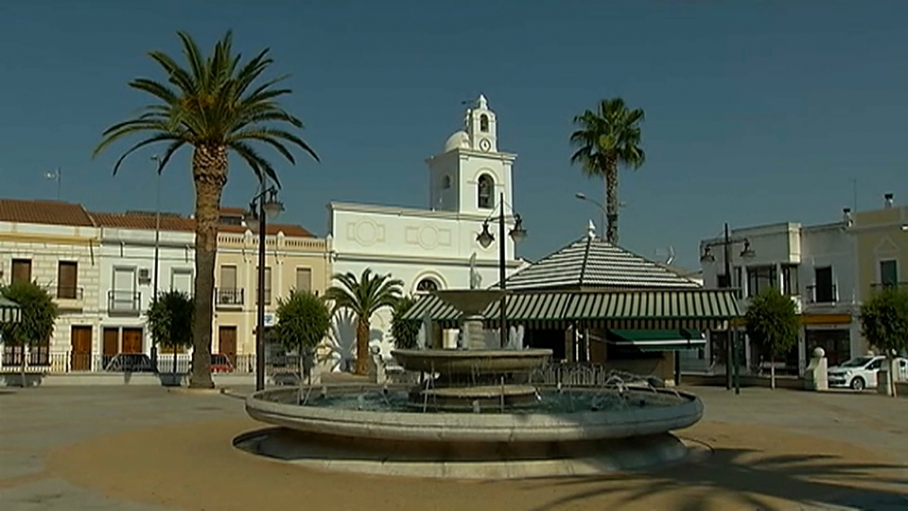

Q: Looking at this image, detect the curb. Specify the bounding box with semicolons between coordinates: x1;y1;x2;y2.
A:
166;387;229;396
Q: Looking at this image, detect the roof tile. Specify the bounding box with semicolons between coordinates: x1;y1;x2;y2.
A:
0;199;95;227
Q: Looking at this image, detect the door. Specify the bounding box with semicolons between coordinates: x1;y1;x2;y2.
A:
70;326;92;371
122;328;143;353
103;328;119;367
218;326;237;367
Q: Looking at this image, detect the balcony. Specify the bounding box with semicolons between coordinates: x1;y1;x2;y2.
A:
215;287;244;309
108;290;141;315
870;282;908;294
806;284;837;304
41;284;85;309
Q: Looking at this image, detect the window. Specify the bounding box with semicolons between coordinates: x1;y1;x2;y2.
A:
220;265;237;290
257;266;272;305
416;278;439;294
477;175;494;209
218;266;241;305
746;265;777;297
57;261;78;299
480;114;489;132
734;266;743;298
11;259;31;284
717;273;730;288
171;269;193;295
782;264;799;296
813;266;835;303
442;175;452;189
296;268;312;292
868;358;883;370
880;260;898;287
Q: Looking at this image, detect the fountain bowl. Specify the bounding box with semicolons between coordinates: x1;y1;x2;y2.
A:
391;348;552;375
433;289;506;316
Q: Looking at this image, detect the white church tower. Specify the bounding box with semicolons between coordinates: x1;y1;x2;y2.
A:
427;94;517;215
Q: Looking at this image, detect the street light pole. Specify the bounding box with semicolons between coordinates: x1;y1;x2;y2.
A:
574;192;626;239
498;192;507;347
248;183;284;392
723;223;732;391
151;155;161;373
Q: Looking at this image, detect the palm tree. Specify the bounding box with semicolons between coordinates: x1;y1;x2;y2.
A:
325;269;403;375
569;98;645;244
93;31;318;388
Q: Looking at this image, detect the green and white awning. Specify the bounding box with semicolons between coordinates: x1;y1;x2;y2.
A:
0;295;21;324
402;290;739;330
607;329;706;351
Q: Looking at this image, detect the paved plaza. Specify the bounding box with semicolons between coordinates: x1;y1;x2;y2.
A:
1;384;907;511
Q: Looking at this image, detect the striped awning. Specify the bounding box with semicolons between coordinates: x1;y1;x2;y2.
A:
0;295;21;324
402;290;739;330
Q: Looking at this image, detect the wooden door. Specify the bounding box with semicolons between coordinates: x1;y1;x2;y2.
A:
218;326;237;367
103;328;119;368
70;326;92;371
122;328;143;353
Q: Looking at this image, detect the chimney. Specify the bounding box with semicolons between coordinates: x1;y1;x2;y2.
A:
843;207;853;227
884;193;894;208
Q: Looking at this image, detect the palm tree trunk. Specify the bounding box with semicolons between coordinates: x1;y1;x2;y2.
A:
355;315;370;375
188;144;228;389
604;155;619;244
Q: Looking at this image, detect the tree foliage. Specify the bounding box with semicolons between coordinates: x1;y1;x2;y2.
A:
275;290;332;354
570;98;646;243
325;269;403;375
146;291;194;351
745;287;799;358
859;287;908;357
0;281;59;352
391;296;420;350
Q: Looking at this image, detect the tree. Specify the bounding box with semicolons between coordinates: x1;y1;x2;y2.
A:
570;98;646;244
0;282;59;387
859;287;908;397
93;31;318;388
745;288;799;389
391;296;420;350
325;269;403;375
274;291;332;401
146;291;194;380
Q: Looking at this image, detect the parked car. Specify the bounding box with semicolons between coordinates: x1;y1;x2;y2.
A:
104;353;155;373
188;353;234;373
827;355;908;391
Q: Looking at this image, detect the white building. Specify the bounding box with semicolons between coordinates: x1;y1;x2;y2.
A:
694;219;860;375
91;211;196;368
327;95;525;365
0;199;102;371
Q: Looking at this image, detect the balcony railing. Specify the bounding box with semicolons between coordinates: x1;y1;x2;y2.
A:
56;285;84;300
215;287;244;307
871;282;908;293
805;284;837;304
108;290;141;314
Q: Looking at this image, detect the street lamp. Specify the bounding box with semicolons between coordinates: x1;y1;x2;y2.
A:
574;192;626;239
151;155;162;373
476;193;527;347
246;183;284;391
700;223;755;394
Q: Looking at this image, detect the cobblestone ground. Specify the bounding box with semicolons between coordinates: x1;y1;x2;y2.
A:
1;384;906;511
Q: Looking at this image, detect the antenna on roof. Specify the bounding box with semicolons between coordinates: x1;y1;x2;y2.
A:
45;167;61;200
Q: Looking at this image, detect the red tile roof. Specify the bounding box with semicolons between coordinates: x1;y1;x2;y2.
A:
0;199;95;227
89;211;315;237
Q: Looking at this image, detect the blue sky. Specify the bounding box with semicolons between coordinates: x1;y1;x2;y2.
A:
2;1;907;269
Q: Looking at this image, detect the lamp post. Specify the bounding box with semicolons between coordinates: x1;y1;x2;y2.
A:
151;155;161;373
700;223;755;394
574;192;626;239
45;167;62;200
246;183;284;391
476;192;527;347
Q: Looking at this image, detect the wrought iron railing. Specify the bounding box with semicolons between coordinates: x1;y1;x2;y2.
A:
215;287;244;307
870;282;908;293
108;290;141;313
805;284;837;304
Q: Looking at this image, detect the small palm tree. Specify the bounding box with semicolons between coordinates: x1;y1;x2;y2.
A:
570;98;646;244
325;269;403;375
93;31;318;388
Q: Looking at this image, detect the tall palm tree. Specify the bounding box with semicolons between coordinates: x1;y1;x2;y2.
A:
93;31;318;388
570;98;645;244
326;269;403;375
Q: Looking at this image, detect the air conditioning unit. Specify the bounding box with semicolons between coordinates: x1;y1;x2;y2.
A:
138;268;151;282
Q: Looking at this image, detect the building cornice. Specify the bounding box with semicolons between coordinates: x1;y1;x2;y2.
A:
334;252;523;268
326;201;515;222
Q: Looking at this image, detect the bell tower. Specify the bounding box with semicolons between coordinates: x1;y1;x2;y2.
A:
426;94;516;216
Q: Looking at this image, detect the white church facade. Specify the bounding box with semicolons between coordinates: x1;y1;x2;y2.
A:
326;95;526;367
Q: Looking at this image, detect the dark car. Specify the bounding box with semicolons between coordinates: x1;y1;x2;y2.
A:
104;353;155;373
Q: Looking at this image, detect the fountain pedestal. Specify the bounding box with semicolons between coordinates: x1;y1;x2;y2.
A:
462;314;488;349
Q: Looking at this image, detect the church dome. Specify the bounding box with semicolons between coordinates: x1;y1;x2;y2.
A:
443;130;470;153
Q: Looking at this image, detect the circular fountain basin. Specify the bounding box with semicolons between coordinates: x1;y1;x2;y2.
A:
391;348;553;374
245;387;703;444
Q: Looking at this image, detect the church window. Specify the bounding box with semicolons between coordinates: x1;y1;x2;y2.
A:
416;278;439;294
480;114;489;132
477;175;494;209
442;175;451;189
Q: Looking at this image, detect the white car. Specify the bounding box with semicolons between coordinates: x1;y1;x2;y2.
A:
827;355;908;391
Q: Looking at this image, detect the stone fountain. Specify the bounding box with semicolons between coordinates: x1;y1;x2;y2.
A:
241;289;704;479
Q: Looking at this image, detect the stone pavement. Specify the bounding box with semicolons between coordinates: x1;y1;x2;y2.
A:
0;384;906;511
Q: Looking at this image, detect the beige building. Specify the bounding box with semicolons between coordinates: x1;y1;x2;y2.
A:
851;193;908;309
213;208;330;366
